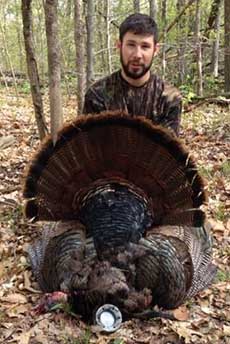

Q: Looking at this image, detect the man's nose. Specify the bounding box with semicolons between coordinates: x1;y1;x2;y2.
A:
133;46;142;59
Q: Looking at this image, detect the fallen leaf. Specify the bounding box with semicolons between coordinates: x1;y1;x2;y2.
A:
1;293;27;304
200;305;212;315
23;270;32;289
226;219;230;231
208;218;226;232
1;322;13;329
0;135;16;149
170;322;203;344
6;304;28;317
18;331;31;344
173;305;189;321
32;334;49;344
223;325;230;336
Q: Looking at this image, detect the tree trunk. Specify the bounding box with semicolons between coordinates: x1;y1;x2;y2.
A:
133;0;140;12
86;0;95;88
195;0;203;96
0;64;9;90
74;0;85;114
15;0;24;72
97;2;107;73
44;0;63;144
205;0;222;38
149;0;158;21
63;0;73;67
210;0;223;77
224;0;230;92
161;0;167;79
34;0;46;83
159;0;196;41
106;0;112;74
176;0;186;84
0;22;19;99
21;0;48;141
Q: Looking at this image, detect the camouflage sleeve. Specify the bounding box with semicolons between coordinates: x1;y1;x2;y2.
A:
158;84;182;136
82;86;107;115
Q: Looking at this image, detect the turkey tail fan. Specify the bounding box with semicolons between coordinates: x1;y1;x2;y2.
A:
23;111;206;226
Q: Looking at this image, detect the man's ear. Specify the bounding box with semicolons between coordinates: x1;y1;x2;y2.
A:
153;43;160;56
116;39;122;49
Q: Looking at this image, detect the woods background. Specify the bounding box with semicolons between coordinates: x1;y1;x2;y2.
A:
0;2;230;343
0;0;230;140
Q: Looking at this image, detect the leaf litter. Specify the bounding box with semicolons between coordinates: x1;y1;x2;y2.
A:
0;89;230;343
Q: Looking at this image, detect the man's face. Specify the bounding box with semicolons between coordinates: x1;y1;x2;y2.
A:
119;31;158;80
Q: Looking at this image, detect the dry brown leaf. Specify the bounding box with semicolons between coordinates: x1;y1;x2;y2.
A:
6;304;28;318
133;335;152;343
1;322;13;329
0;262;5;279
1;293;27;304
192;317;209;329
200;305;213;315
18;331;31;344
0;135;16;149
208;218;226;232
32;334;50;344
226;219;230;230
172;305;189;321
223;325;230;337
23;271;31;289
170;322;203;344
215;224;226;234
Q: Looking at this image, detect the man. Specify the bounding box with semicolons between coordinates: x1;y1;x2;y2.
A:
83;13;182;136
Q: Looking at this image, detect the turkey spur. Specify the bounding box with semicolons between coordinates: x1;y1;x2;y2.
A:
24;111;216;320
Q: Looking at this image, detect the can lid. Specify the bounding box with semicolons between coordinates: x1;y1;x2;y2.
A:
95;304;122;332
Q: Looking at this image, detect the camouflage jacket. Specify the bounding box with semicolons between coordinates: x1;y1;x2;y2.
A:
83;70;182;135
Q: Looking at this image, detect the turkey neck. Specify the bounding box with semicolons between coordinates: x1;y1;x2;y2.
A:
79;183;153;254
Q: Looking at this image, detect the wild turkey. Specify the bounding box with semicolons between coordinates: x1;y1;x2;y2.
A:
24;111;216;320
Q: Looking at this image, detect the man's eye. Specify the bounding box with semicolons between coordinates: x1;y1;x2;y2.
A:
127;43;135;47
142;45;150;50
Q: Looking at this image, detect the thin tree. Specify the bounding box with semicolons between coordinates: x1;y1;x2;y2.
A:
63;0;73;63
74;0;85;114
0;22;19;99
133;0;140;12
161;0;167;79
34;0;46;82
97;1;107;74
21;0;48;140
205;0;223;39
224;0;230;92
106;0;112;74
195;0;203;96
177;0;186;84
159;0;196;40
14;0;24;72
149;0;158;21
44;0;63;144
86;0;95;88
0;64;9;90
210;0;223;77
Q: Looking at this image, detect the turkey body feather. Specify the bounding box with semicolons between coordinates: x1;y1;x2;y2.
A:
24;112;216;319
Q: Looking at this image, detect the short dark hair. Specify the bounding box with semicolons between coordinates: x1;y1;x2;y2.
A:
119;13;158;43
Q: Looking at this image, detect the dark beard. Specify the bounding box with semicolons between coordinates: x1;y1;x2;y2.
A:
120;53;153;80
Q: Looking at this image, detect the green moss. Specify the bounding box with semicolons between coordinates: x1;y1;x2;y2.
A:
221;160;230;178
215;270;230;283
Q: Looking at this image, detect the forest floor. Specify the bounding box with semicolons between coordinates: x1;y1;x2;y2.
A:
0;87;230;344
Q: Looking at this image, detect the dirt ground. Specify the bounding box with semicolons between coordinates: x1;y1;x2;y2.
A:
0;88;230;343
